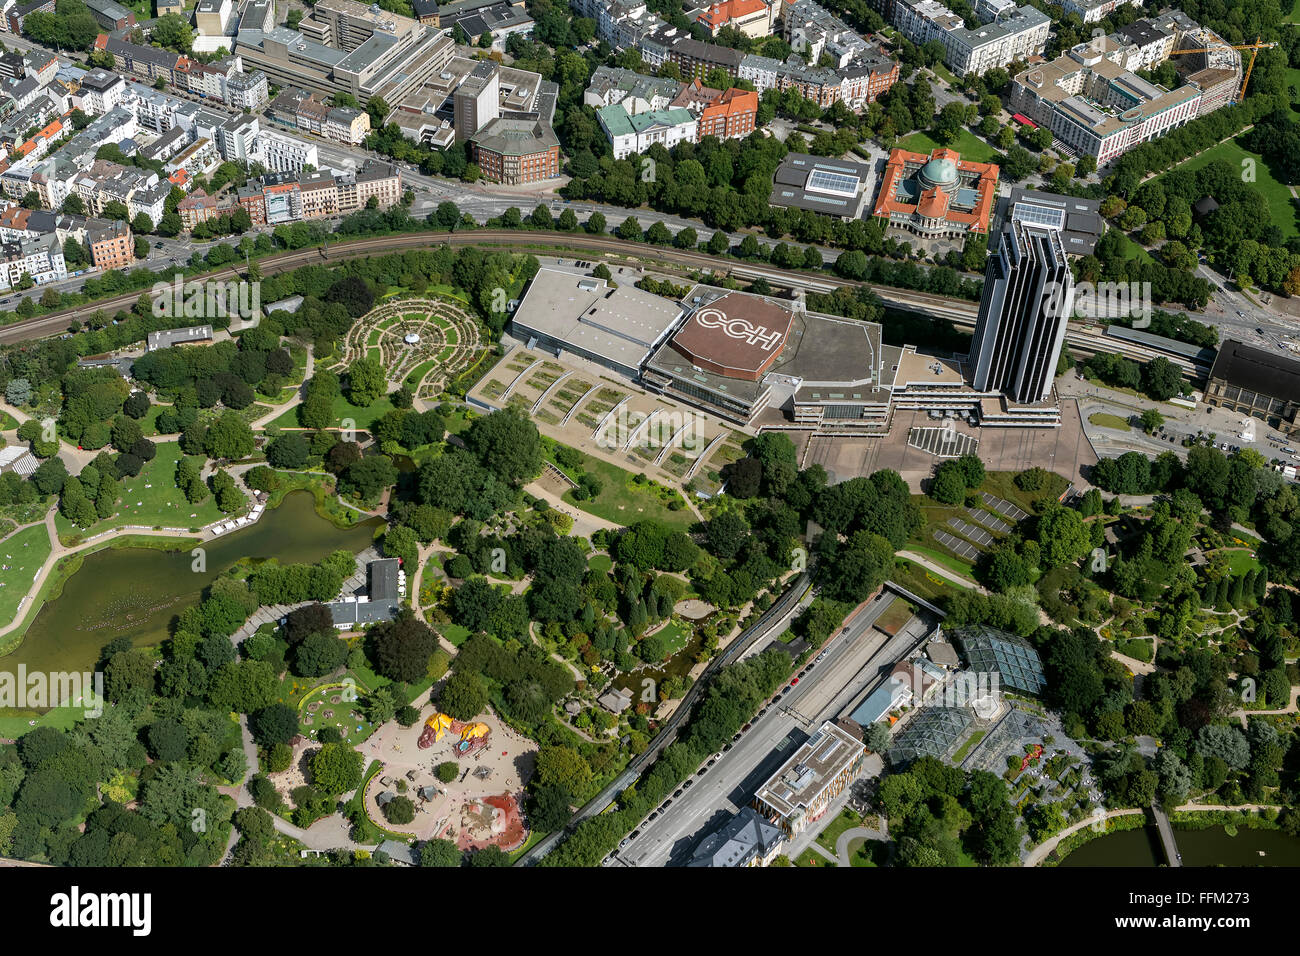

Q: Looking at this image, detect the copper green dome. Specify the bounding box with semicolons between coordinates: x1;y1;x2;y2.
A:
918;156;958;189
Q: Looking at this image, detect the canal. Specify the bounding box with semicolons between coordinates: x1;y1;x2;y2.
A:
0;492;381;678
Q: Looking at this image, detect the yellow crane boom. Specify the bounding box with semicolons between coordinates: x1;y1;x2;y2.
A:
1168;36;1278;104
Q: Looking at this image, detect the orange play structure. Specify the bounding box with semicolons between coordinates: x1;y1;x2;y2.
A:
418;711;492;754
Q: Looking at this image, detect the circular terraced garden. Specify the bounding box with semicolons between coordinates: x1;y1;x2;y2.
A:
341;297;484;402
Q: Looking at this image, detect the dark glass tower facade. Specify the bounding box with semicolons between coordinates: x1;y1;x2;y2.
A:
968;221;1072;405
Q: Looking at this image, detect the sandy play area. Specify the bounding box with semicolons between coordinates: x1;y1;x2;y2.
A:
359;701;538;845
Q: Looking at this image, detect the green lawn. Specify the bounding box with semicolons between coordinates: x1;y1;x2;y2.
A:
846;837;880;867
650;619;690;655
1108;228;1156;265
549;446;694;530
53;442;232;542
268;393;397;432
0;524;51;627
1089;412;1131;431
815;808;862;854
899;128;998;165
1169;137;1300;240
587;552;613;572
441;623;471;646
1220;549;1262;575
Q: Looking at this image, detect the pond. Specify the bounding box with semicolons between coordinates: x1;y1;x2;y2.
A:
0;492;381;679
1060;823;1300;866
610;618;711;698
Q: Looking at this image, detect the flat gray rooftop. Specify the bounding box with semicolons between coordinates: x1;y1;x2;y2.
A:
512;268;684;369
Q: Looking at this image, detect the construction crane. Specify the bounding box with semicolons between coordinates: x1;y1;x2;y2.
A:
1168;36;1278;104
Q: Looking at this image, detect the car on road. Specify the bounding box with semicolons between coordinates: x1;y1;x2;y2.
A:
683;779;694;789
154;241;164;248
662;799;673;809
630;830;640;839
742;723;752;732
816;650;828;662
791;677;800;686
1258;328;1265;334
619;838;631;848
647;811;658;822
723;743;733;752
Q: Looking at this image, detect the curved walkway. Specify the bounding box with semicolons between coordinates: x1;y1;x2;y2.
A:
834;824;888;866
1023;808;1144;867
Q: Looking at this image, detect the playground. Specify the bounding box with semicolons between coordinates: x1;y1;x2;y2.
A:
358;701;537;846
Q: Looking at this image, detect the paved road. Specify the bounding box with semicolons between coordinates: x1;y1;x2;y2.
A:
613;590;928;867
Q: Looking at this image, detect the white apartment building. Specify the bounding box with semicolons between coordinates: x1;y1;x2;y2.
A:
783;0;869;68
77;68;128;115
251;129;319;172
1058;0;1141;23
893;0;1049;76
0;234;67;290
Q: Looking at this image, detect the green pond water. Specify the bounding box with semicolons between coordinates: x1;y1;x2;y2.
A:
1060;824;1300;866
0;492;381;679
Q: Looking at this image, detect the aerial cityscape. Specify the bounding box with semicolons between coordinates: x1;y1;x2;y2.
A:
0;0;1293;912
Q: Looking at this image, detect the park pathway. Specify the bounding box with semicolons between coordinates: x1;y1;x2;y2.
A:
834;822;889;867
1023;808;1144;866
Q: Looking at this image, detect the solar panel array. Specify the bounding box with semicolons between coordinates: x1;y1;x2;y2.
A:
933;529;979;559
1011;201;1066;231
948;518;993;546
956;626;1046;695
807;168;860;198
980;492;1028;522
907;426;979;458
968;508;1012;534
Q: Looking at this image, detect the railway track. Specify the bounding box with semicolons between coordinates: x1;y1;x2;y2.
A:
0;231;1208;376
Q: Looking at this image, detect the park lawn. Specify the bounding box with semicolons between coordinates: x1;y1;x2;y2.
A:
53;442;232;543
651;619;691;655
587;552;613;572
269;393;397;431
0;523;51;626
0;700;87;738
1109;228;1156;265
981;469;1067;512
550;447;695;530
0;410;18;430
1220;549;1262;575
139;403;173;437
815;808;862;854
795;847;837;867
441;623;472;646
846;837;879;867
405;359;438;388
891;557;974;603
1169;137;1300;240
911;543;980;581
899;128;998;165
442;407;475;435
1089;412;1131;431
